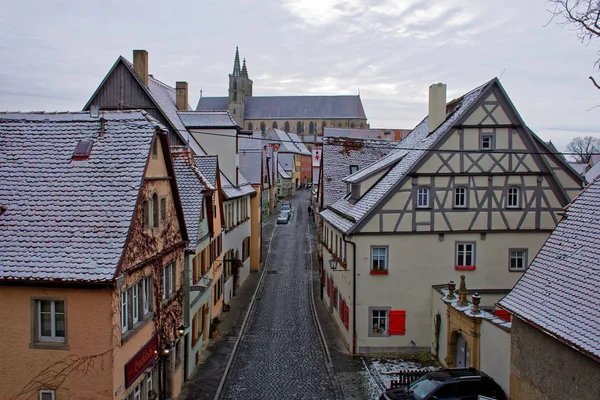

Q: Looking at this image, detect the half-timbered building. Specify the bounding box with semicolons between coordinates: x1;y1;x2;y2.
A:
319;78;584;354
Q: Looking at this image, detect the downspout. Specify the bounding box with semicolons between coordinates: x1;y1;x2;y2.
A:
342;233;357;354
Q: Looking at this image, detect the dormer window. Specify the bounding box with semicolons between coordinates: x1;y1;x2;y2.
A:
72;139;93;160
152;139;158;159
416;187;430;208
349;165;359;174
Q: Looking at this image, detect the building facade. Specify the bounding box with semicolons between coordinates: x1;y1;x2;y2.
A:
319;79;584;354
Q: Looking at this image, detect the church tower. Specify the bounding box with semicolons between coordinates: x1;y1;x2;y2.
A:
228;47;253;127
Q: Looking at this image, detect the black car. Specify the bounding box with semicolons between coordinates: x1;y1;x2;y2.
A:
379;368;507;400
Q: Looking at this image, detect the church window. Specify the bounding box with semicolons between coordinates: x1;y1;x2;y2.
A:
309;121;314;134
284;121;290;132
338;123;342;128
248;122;253;131
322;122;327;133
360;123;364;129
297;122;302;133
272;121;278;129
350;123;355;128
233;81;237;101
260;122;266;134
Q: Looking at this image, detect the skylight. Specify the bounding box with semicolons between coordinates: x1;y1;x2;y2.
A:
72;139;93;160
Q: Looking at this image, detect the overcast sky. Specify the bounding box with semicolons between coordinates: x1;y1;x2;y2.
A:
1;0;598;152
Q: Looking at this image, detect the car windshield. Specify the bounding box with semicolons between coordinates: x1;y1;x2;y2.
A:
281;205;290;210
407;376;440;400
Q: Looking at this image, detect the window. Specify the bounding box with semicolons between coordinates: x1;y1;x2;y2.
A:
152;193;159;228
163;263;176;300
152;139;158;159
506;186;520;208
349;165;359;174
456;242;475;270
371;309;388;335
160;197;166;221
37;300;65;342
332;286;338;309
272;121;278;129
248;122;253;131
143;277;152;314
40;390;55;400
142;200;150;229
133;383;141;400
260;122;266;134
371;246;388;273
132;284;139;323
509;249;527;271
309;121;314;134
121;289;130;332
284;121;290;132
416;187;430;208
480;134;494;150
147;372;153;397
454;186;467;208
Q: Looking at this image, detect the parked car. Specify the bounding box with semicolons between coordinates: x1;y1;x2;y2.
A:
277;213;289;224
280;202;292;218
379;368;507;400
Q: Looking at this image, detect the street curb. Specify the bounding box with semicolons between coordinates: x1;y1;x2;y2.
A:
306;219;345;400
212;223;278;400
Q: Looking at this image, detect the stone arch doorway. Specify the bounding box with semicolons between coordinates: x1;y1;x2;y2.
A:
451;331;470;368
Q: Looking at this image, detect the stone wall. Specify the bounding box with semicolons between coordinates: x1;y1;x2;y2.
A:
510;317;600;400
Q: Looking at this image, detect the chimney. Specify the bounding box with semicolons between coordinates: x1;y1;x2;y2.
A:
176;81;189;111
428;83;447;133
133;50;149;86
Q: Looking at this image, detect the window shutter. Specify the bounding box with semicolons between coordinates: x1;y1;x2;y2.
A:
389;310;406;335
344;305;349;330
201;250;207;276
192;315;197;347
142;200;149;229
193;257;198;284
339;299;344;320
327;277;331;296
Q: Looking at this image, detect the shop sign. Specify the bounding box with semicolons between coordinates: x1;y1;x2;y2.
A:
124;334;158;388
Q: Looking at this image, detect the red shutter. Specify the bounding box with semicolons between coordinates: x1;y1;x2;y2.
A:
193;257;198;284
339;299;344;320
389;310;406;335
344;305;349;330
327;276;331;296
201;249;207;276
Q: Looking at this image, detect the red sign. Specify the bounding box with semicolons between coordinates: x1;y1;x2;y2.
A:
125;334;158;388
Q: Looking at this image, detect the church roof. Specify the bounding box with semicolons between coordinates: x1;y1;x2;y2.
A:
196;95;367;120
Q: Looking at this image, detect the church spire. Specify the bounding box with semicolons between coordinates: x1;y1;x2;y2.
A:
242;58;249;78
233;46;241;77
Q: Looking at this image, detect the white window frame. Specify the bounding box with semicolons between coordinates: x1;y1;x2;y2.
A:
121;290;129;333
371;246;388;271
133;382;141;400
509;249;528;271
39;390;55;400
132;284;139;323
349;165;359;174
456;242;475;267
480;133;494;150
163;263;175;300
506;186;520;208
38;300;65;342
416;187;430;208
369;308;389;336
143;277;151;314
454;186;467;208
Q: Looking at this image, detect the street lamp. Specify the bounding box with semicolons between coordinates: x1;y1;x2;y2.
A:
329;258;338;271
159;343;173;400
177;324;187;337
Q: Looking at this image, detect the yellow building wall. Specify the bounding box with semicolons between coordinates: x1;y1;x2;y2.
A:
0;286;114;400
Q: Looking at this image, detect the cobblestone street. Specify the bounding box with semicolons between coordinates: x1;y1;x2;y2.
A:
219;191;340;399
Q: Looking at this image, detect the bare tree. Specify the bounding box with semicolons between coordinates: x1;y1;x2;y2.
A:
548;0;600;88
566;135;600;162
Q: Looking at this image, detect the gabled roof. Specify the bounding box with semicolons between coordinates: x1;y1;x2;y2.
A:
0;111;162;283
239;131;264;185
278;162;291;179
278;153;294;172
499;178;600;362
178;110;238;129
585;162;600;183
287;132;312;156
321;137;395;208
171;148;215;251
268;128;311;155
320;79;494;233
197;95;367;120
220;171;255;200
83;56;205;157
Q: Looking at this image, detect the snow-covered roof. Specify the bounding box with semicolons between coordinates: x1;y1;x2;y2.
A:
499;178;600;362
0;111;161;283
321;137;395;209
220;171;255;200
197;95;367;120
585;162;600;183
171;148;215;251
278;162;291;179
320;79;493;233
287;132;311;156
568;162;587;175
268;129;302;154
278;153;294;172
178;110;238;128
239;131;263;185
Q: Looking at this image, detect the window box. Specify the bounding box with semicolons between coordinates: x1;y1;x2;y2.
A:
455;265;476;271
370;270;389;275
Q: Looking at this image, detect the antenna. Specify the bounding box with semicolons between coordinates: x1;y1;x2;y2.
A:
200;88;203;98
499;68;506;80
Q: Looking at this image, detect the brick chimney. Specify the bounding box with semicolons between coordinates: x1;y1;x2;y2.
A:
428;83;447;133
133;50;149;86
176;82;189;111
